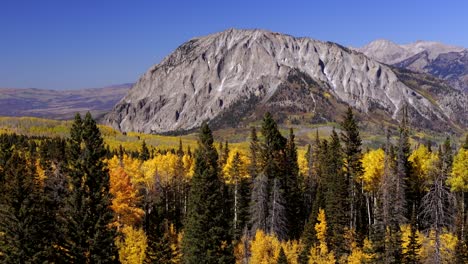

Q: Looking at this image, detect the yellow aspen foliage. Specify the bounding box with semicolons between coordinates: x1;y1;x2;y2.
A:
250;230;281;264
419;230;457;263
183;154;194;178
281;239;303;264
400;224;424;255
222;149;250;184
35;159;46;186
361;148;385;192
297;149;309;177
447;148;468;192
308;209;335;264
109;166;144;227
121;154;145;185
116;226;147;264
409;145;438;184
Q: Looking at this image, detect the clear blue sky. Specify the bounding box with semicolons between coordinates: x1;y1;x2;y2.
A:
1;0;467;90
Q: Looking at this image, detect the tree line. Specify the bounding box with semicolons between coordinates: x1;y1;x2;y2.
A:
0;109;467;263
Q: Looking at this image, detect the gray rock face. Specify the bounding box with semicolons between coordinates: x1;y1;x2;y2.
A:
357;39;468;92
105;29;467;133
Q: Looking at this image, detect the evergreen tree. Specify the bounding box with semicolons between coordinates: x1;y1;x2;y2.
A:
39;139;69;261
324;129;348;257
397;107;413;222
277;247;288;264
248;127;260;178
140;140;150;161
182;123;234;264
0;152;46;263
63;113;118;263
144;211;173;264
402;208;421;264
285;128;303;239
341;107;367;239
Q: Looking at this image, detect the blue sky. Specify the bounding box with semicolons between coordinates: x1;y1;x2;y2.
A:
1;0;467;89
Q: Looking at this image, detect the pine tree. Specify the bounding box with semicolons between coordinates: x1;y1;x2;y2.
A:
144;211;173;264
341;107;367;239
140;140;150;161
397;107;413;222
39;139;68;261
0;152;46;263
182;123;234;264
248;127;260;178
277;247;289;264
63;113;118;263
285;128;303;239
403;207;421;263
324;129;348;257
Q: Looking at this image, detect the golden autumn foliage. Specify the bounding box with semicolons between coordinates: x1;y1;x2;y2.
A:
116;226;147;264
108;162;144;227
250;230;281;264
308;209;336;264
447;148;468;192
297;149;309;177
361;148;385;192
418;230;457;263
409;145;438;184
400;224;424;256
222;149;250;184
281;239;303;264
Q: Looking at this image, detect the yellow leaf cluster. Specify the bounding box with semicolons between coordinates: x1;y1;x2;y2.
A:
361;148;385;192
418;229;457;263
409;145;438;184
308;209;335;264
250;230;281;264
116;226;147;264
448;148;468;192
222;149;250;184
109;165;144;227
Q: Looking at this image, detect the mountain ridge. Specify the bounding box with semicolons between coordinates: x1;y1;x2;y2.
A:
0;83;132;120
105;29;467;134
357;39;468;92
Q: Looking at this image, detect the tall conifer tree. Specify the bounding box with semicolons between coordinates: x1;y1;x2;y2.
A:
63;113;118;263
182;123;234;264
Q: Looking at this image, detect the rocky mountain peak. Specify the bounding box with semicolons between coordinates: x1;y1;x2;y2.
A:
105;29;467;134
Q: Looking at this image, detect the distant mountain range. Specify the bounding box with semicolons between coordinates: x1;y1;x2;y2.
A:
355;40;468;92
104;29;467;134
0;84;132;120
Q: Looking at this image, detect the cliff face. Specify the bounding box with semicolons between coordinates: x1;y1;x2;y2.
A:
105;29;467;134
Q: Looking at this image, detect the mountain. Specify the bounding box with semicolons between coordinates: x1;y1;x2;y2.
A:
357;39;468;92
105;29;467;134
0;84;132;120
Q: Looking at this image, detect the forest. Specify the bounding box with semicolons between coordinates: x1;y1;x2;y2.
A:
0;109;467;264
